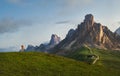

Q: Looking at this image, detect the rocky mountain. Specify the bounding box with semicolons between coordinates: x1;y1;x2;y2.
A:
49;34;61;47
115;27;120;35
51;14;120;54
26;34;61;52
26;45;35;51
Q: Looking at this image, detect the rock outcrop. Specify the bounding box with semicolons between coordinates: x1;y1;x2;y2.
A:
26;45;35;51
115;27;120;36
49;34;61;47
51;14;120;54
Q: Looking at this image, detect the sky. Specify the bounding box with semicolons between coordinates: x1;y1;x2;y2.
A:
0;0;120;52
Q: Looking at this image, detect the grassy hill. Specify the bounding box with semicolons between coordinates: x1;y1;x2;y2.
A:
0;52;120;76
66;47;120;72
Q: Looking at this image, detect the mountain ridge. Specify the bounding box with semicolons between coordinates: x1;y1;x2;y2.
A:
50;14;120;54
26;34;61;52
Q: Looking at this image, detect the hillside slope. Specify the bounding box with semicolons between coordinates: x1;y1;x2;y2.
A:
65;46;120;69
0;52;120;76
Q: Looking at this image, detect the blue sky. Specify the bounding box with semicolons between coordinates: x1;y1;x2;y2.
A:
0;0;120;51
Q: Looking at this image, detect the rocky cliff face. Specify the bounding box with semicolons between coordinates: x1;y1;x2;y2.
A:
115;27;120;36
36;34;61;52
49;34;61;47
52;14;120;54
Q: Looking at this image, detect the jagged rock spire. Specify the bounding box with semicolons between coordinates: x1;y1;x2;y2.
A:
84;14;94;26
78;14;95;31
49;34;61;46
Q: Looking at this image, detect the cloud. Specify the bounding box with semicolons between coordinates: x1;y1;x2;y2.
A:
0;18;32;34
117;21;120;25
56;20;70;24
67;0;88;5
64;0;93;7
6;0;32;6
58;0;94;16
7;0;24;4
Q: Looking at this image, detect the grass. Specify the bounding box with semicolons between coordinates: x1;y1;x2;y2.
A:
65;46;120;71
65;47;96;63
0;51;120;76
92;48;120;69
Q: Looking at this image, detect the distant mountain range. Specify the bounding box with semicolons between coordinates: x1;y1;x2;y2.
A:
25;34;61;52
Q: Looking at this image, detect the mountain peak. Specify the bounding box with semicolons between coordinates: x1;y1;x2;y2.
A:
52;14;120;54
84;14;94;26
52;34;57;37
49;34;61;46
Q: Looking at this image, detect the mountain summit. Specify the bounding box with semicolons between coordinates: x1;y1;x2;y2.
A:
52;14;120;54
49;34;61;47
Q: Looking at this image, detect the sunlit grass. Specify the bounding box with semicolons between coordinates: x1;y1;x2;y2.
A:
0;51;119;76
